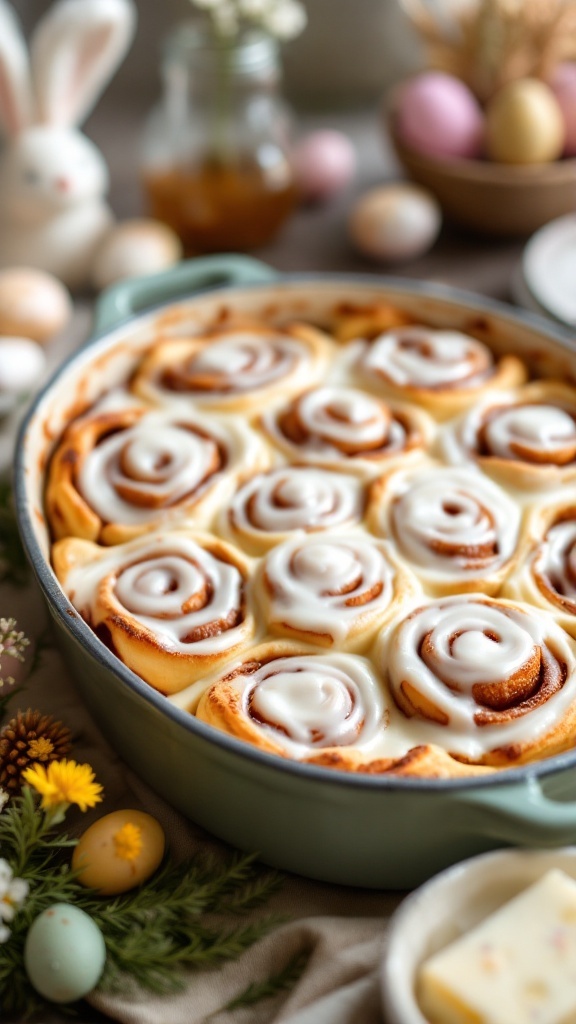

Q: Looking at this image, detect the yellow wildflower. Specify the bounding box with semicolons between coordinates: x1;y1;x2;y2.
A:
27;737;54;761
113;822;143;862
22;759;103;812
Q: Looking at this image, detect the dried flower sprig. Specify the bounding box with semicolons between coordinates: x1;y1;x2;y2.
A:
0;619;30;721
190;0;307;40
399;0;576;101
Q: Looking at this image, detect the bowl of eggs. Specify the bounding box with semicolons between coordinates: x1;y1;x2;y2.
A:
388;65;576;237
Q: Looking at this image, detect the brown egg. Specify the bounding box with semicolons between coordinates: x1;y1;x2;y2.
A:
486;79;565;164
72;809;165;896
0;268;72;344
91;219;183;291
350;184;441;263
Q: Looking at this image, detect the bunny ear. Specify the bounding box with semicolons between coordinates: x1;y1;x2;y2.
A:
0;0;34;136
31;0;136;127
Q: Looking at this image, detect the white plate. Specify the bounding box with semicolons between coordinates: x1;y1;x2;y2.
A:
381;846;576;1024
522;214;576;327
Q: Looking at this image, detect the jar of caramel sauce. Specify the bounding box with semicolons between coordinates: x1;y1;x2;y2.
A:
142;22;297;254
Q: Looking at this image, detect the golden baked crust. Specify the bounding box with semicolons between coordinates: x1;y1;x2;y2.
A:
46;304;576;778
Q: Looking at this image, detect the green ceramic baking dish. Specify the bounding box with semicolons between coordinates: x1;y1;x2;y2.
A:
14;254;576;889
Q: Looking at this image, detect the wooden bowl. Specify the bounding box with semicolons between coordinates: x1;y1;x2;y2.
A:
390;123;576;238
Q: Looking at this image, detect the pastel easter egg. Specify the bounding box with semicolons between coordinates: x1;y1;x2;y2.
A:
91;219;182;290
72;809;165;896
350;184;441;263
486;79;565;164
0;268;72;344
549;63;576;156
293;130;356;202
24;903;106;1003
395;72;484;159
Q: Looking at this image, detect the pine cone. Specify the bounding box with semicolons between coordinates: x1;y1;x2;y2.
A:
0;708;72;794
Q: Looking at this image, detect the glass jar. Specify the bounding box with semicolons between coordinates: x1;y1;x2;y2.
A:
141;21;297;254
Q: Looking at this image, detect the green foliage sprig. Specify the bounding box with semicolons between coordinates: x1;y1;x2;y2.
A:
0;786;285;1019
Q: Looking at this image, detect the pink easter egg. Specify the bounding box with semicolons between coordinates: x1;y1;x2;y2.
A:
293;130;356;203
549;63;576;156
395;72;484;160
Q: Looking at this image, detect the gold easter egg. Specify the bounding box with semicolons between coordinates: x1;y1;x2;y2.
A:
486;79;565;165
72;809;165;896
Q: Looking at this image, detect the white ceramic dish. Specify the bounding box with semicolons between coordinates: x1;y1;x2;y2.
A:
381;844;576;1023
522;214;576;327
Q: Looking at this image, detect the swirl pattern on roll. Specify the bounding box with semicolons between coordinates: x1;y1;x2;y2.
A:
385;595;576;763
262;534;400;646
478;404;576;465
263;386;428;474
224;466;365;553
377;466;520;586
532;518;576;615
359;327;494;390
131;323;330;410
198;651;386;757
54;532;254;693
46;405;267;544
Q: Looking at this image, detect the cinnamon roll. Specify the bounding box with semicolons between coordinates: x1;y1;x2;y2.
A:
195;642;389;764
258;533;418;651
369;463;522;596
130;321;332;413
378;594;576;767
46;404;268;545
219;466;366;556
442;381;576;491
332;301;416;343
262;386;433;478
52;530;256;694
504;500;576;638
349;325;526;420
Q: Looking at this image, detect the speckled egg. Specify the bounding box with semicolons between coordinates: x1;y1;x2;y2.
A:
0;268;71;344
293;130;357;202
72;809;166;896
91;219;183;291
395;72;484;159
486;79;565;164
549;63;576;156
350;184;441;263
24;903;106;1003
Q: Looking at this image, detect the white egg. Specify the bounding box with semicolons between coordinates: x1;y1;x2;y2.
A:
92;219;183;291
350;184;442;263
0;268;72;344
0;336;45;416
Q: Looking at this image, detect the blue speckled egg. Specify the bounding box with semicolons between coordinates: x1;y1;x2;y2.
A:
24;903;106;1003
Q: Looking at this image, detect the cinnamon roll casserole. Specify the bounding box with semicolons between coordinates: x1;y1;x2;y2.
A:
48;306;576;778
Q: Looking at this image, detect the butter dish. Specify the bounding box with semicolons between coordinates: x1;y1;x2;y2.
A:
381;846;576;1024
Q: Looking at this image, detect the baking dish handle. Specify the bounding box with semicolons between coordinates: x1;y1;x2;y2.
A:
454;776;576;845
93;254;278;334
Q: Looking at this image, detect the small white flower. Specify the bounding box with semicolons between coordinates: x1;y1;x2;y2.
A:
0;858;29;943
191;0;228;8
239;0;272;16
0;788;8;813
213;0;240;34
262;0;307;39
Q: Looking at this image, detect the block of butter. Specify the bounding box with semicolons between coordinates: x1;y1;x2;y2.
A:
418;868;576;1024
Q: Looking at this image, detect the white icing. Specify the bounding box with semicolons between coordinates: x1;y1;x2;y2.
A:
64;533;246;655
158;332;311;397
264;386;410;468
361;327;493;389
534;520;576;607
227;467;363;539
484;405;576;460
385;595;576;760
237;653;386;754
264;534;395;643
386;466;519;579
77;409;261;526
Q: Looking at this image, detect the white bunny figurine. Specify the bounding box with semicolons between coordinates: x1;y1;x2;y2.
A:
0;0;136;290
